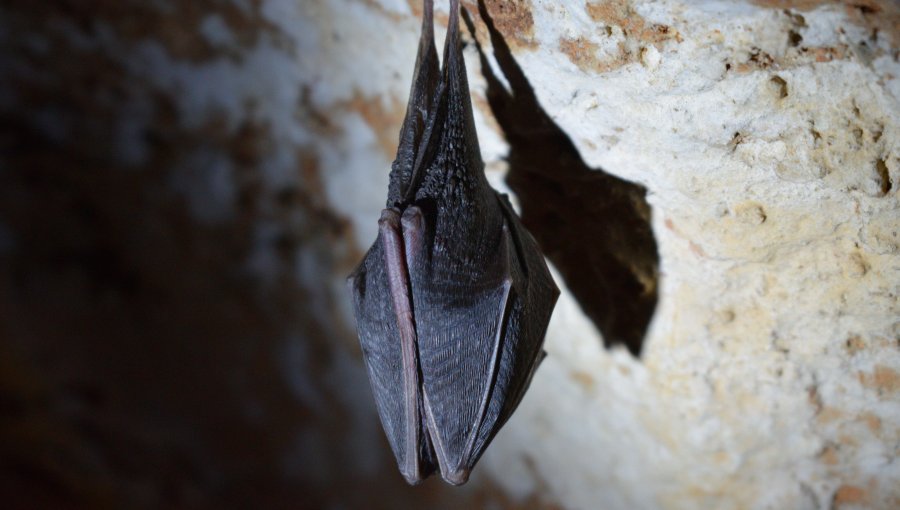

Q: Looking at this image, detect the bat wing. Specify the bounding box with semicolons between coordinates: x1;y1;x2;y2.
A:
347;209;436;484
404;196;558;485
484;193;559;434
388;0;441;206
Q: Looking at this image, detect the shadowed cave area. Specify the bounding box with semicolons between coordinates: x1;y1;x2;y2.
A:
467;2;660;356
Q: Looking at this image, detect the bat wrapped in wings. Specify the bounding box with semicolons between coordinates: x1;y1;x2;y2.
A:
347;0;559;485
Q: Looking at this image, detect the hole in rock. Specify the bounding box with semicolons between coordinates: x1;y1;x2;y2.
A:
770;75;788;99
875;158;891;195
466;2;660;356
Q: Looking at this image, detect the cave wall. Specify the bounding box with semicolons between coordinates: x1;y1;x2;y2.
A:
0;1;897;509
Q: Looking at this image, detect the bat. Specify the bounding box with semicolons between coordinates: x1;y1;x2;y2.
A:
347;0;559;486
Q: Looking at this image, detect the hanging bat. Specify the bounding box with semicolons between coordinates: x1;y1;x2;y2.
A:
347;0;559;486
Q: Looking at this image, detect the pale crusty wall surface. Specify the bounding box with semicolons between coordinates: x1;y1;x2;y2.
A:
312;1;899;510
469;1;900;510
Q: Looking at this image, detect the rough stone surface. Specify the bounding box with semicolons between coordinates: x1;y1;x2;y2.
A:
471;2;900;509
0;1;897;509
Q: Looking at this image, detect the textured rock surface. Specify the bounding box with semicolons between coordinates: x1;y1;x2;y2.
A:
0;0;897;509
473;2;900;509
463;1;900;509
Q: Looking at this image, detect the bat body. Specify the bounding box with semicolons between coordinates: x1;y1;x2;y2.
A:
347;0;559;485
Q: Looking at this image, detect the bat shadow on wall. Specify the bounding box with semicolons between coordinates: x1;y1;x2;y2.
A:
465;1;659;356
